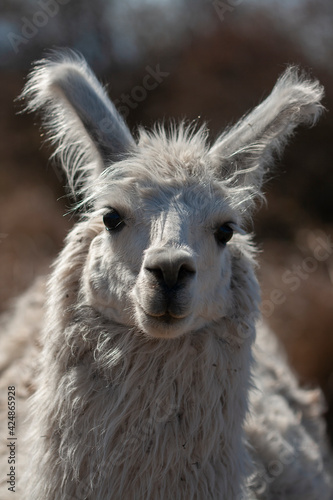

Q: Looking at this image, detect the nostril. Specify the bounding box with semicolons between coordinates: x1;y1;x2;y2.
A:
178;263;196;282
146;266;164;283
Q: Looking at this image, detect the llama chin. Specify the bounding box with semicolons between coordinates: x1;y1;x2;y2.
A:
0;50;332;500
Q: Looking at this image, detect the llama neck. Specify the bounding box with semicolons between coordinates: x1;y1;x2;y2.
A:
41;314;256;499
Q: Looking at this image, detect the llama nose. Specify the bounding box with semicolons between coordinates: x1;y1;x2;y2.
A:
144;249;196;289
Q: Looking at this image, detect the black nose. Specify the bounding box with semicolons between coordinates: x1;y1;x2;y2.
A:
144;249;196;289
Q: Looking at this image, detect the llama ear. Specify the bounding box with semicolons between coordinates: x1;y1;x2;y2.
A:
22;50;134;194
208;67;324;214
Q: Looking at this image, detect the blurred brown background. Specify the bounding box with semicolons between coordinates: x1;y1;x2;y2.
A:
0;0;333;442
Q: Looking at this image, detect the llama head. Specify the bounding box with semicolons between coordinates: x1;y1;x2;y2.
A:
23;51;324;339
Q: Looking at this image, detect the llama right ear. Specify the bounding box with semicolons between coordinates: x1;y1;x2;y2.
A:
208;68;324;215
22;50;134;194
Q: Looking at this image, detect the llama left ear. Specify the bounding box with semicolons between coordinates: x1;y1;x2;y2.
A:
208;67;324;213
22;50;135;194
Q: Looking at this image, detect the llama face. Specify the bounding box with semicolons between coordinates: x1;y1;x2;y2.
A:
83;172;240;338
23;53;324;338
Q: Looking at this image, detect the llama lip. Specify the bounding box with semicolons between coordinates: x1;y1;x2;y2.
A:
147;312;186;323
142;308;188;323
136;304;190;330
146;310;188;319
135;290;192;323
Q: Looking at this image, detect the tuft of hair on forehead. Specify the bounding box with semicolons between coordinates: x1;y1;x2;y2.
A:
135;121;213;179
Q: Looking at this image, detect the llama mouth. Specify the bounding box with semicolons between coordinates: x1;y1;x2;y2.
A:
136;304;191;336
146;312;187;324
139;304;189;322
146;307;188;319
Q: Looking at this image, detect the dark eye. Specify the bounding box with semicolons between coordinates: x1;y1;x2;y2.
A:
103;208;125;232
214;224;233;245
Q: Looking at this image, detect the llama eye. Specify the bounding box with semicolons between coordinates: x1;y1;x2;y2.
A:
103;209;125;231
214;224;233;245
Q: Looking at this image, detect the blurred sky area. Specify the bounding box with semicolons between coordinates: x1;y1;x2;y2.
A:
0;0;332;72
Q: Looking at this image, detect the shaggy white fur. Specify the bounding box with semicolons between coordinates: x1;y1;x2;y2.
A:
0;51;332;499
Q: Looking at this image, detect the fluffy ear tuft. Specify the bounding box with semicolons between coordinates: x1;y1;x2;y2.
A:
21;50;134;195
209;67;324;215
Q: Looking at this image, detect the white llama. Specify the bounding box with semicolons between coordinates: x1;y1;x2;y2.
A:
0;51;332;499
